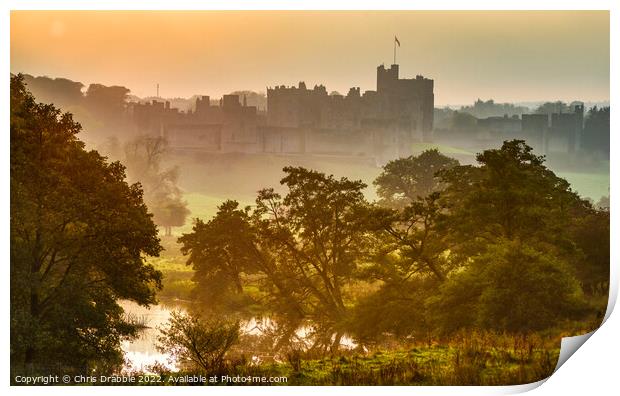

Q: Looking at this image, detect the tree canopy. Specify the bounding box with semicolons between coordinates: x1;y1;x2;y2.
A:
178;142;606;348
10;74;163;374
374;148;458;209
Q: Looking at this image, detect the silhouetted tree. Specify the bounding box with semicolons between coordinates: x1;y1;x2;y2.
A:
84;83;130;127
157;311;239;373
178;200;257;311
22;74;85;109
356;140;599;338
180;167;373;352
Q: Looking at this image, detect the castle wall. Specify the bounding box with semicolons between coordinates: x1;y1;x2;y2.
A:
130;63;436;160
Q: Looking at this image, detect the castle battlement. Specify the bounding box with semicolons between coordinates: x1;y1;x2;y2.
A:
130;63;435;160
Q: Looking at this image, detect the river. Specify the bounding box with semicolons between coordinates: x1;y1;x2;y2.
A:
120;300;358;373
120;300;179;372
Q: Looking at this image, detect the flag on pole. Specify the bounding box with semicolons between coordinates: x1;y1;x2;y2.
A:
395;36;400;47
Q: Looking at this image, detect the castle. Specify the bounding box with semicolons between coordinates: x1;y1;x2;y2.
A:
128;64;434;161
472;103;585;154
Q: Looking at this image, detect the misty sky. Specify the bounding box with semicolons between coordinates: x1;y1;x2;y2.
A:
10;11;609;105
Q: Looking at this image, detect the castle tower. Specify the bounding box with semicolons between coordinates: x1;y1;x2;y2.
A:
377;64;399;93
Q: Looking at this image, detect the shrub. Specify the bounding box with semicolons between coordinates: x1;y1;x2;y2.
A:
156;311;239;372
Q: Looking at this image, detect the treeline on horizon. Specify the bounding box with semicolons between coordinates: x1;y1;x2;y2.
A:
10;74;609;382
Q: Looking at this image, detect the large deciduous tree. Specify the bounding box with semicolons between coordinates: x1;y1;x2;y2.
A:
180;167;373;352
438;140;589;261
425;140;594;333
10;74;162;374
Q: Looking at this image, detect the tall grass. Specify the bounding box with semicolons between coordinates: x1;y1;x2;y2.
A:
138;331;560;386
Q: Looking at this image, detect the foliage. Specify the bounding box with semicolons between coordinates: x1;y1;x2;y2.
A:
348;277;433;344
368;193;451;282
351;140;599;341
373;149;458;209
124;135;190;236
22;73;132;133
156;311;239;373
180;167;374;351
10;74;162;374
428;240;586;333
176;140;605;357
570;208;610;295
438;140;589;260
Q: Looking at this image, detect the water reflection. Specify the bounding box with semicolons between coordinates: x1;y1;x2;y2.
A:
120;300;358;373
120;300;179;372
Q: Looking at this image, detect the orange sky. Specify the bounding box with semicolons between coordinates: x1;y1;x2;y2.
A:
10;11;609;105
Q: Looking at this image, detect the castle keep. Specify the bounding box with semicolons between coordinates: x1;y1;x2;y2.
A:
129;64;434;161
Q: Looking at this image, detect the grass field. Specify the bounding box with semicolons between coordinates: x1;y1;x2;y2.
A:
556;171;609;202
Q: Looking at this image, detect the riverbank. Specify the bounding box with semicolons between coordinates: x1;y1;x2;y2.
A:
120;334;561;386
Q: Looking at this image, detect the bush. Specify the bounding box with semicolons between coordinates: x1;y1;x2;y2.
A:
156;311;239;372
428;240;586;333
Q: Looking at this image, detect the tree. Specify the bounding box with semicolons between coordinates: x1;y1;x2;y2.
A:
22;74;85;109
10;74;163;374
253;167;372;348
427;240;586;333
178;201;257;311
374;149;458;209
360;140;598;339
180;167;373;352
571;208;610;295
84;83;130;124
367;193;451;283
157;311;239;373
152;198;192;237
124;135;190;236
350;157;458;343
438;140;589;261
422;140;595;333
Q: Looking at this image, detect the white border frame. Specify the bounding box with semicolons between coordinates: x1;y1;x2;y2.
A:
2;1;616;395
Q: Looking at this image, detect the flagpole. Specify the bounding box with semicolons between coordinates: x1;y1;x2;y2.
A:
393;38;396;65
